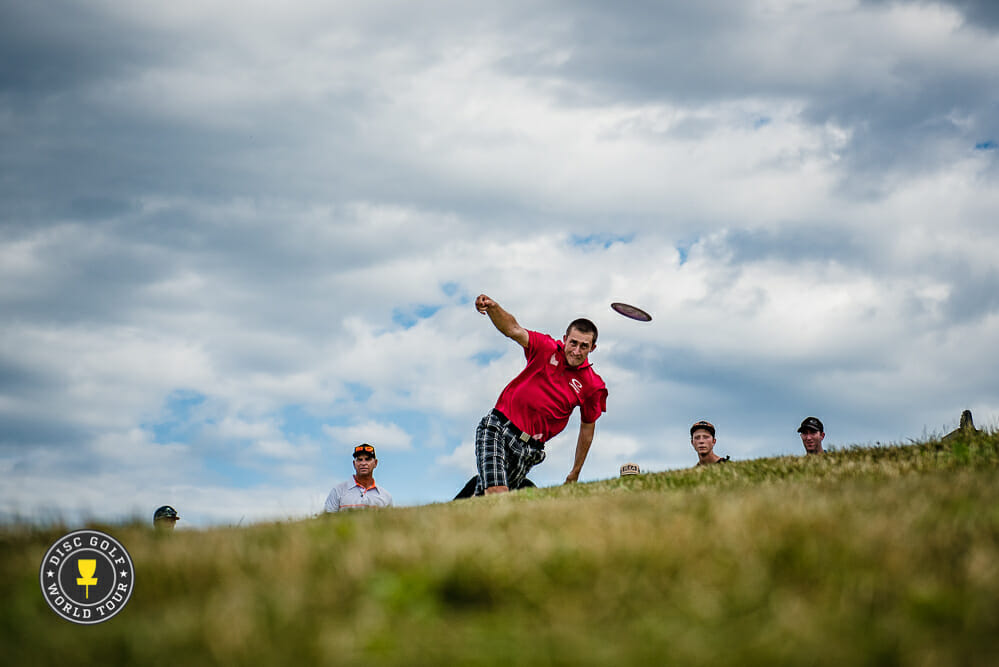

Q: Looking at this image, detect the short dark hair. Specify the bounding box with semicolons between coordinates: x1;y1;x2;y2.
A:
565;318;598;345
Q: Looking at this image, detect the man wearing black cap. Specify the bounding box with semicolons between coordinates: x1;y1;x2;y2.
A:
690;420;730;466
323;443;394;512
797;417;825;454
153;505;180;530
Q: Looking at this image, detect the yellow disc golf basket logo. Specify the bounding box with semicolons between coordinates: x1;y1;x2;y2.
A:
77;559;98;598
39;529;135;624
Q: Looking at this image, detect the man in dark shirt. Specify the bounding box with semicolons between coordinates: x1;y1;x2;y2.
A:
690;420;730;466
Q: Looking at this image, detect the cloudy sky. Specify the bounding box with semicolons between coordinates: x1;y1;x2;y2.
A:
2;0;997;527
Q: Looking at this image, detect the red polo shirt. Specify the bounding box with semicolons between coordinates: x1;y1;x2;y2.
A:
494;330;608;443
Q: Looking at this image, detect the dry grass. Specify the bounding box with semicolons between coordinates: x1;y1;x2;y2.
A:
3;432;998;666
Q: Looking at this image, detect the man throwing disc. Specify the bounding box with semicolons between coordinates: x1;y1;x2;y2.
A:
471;294;608;495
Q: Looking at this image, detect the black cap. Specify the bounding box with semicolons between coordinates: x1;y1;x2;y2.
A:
153;505;179;522
353;443;376;458
690;420;716;437
797;417;824;433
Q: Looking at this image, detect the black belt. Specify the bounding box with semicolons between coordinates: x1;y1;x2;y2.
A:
491;409;544;449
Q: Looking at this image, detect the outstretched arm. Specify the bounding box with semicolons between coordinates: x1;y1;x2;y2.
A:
475;294;529;348
564;421;596;484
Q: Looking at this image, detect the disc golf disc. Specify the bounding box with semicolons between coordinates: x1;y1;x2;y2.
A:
610;302;652;322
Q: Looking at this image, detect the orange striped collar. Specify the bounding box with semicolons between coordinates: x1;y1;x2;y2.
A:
353;475;378;491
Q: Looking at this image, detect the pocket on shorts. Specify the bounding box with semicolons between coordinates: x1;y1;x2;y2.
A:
508;434;545;466
527;446;545;466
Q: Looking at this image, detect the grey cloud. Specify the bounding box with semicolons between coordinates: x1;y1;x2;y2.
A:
496;2;752;105
0;351;89;451
0;212;437;339
4;0;996;225
68;196;140;221
803;75;998;197
0;6;387;223
952;0;999;28
697;225;999;327
0;2;157;94
0;416;88;451
0;3;746;233
617;340;887;391
497;1;998;189
714;226;870;267
607;341;892;452
0;357;90;449
0;355;56;394
863;0;999;30
939;269;999;324
0;222;173;326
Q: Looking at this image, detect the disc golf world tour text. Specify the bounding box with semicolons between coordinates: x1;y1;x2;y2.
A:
45;535;131;621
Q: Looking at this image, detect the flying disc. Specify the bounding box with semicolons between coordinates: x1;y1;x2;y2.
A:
610;302;652;322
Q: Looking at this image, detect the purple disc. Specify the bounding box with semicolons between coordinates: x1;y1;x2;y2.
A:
610;302;652;322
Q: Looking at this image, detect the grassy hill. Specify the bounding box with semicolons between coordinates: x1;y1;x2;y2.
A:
3;432;999;666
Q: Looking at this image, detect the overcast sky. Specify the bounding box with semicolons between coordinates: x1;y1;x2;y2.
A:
2;0;997;527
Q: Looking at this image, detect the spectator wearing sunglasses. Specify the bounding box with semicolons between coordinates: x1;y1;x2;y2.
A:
323;443;394;512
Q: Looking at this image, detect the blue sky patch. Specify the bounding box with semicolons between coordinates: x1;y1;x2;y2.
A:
569;233;635;249
975;140;996;150
202;455;269;489
146;390;207;444
676;239;699;265
279;404;327;439
392;304;442;328
345;382;373;403
472;350;504;366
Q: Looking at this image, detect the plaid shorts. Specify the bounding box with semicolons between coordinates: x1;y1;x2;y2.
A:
474;411;546;495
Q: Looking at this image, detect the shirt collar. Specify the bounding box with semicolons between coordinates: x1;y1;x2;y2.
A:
353;475;378;491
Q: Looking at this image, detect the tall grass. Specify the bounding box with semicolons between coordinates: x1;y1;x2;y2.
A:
3;432;998;666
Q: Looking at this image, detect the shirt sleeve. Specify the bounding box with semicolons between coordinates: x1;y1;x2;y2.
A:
525;330;556;363
323;486;340;513
580;386;608;424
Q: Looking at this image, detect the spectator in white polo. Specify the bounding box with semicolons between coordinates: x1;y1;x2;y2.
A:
324;443;394;512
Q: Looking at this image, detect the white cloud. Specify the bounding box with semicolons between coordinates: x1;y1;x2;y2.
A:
323;421;413;452
435;441;477;476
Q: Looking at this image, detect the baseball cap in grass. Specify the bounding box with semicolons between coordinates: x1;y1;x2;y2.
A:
620;463;640;476
797;417;824;433
153;505;179;522
690;420;716;437
353;443;376;458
